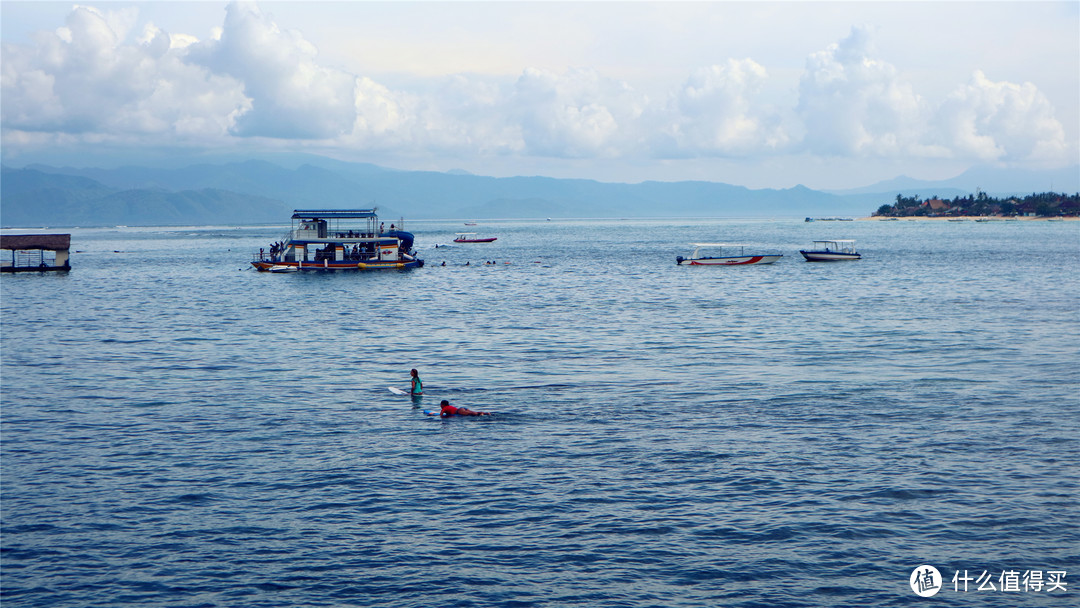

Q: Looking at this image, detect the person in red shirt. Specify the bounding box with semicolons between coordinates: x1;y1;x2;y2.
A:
439;399;490;417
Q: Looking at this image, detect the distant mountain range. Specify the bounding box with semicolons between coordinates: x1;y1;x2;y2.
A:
1;158;1076;228
824;164;1077;197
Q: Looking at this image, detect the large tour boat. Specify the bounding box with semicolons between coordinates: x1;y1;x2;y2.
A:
252;209;423;272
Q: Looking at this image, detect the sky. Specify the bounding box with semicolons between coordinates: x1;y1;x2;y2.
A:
1;1;1077;189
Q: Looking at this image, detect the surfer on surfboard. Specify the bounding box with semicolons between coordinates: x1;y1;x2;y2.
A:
439;400;490;417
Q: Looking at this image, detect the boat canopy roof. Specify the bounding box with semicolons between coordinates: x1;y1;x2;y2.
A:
292;209;378;220
812;239;855;244
692;243;749;248
2;234;70;251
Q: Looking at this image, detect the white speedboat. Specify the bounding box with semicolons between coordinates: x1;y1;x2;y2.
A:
799;240;861;261
453;232;497;243
676;243;783;266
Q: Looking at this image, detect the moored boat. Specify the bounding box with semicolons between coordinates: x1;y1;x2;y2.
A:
453;232;497;243
252;209;423;271
799;239;861;261
676;243;783;266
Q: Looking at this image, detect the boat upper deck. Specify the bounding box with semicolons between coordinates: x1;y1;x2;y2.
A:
286;209;409;244
292;209;378;220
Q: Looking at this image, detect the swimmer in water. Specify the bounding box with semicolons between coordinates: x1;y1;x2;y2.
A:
410;368;423;396
439;399;490;417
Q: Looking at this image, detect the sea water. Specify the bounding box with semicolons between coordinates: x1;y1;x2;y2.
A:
2;218;1078;607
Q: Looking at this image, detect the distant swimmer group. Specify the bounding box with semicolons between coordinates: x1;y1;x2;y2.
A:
437;260;510;266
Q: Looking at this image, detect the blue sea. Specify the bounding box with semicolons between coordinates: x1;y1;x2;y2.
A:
2;218;1078;607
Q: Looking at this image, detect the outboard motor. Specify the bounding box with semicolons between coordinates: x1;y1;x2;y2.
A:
676;256;684;265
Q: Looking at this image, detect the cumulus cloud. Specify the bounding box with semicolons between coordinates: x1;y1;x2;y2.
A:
796;26;928;157
656;58;789;157
794;26;1069;164
1;5;248;143
184;1;357;139
509;67;646;158
346;67;647;160
933;70;1068;163
348;74;520;157
1;3;1071;171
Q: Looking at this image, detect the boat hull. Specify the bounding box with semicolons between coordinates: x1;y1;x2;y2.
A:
799;251;861;261
678;254;782;266
453;237;497;243
252;259;424;272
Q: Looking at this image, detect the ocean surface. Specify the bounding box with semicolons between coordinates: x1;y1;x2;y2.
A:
2;217;1078;607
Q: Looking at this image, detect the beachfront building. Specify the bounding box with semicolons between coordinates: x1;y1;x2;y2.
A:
925;199;949;213
1;234;71;272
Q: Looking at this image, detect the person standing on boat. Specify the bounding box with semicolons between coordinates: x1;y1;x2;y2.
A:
439;400;490;417
410;369;423;396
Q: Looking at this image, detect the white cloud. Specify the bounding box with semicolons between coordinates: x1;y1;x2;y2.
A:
509;67;646;158
1;2;1073;181
655;58;789;157
933;70;1068;163
793;26;1070;165
183;1;356;139
343;67;647;160
342;74;522;160
1;4;247;143
796;26;928;157
352;77;409;139
404;75;521;155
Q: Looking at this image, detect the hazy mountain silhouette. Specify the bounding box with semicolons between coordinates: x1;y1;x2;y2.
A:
3;158;1074;227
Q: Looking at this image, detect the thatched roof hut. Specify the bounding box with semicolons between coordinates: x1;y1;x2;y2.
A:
1;234;71;251
1;233;71;271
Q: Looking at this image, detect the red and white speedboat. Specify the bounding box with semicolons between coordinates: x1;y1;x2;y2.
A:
676;243;783;266
453;232;497;243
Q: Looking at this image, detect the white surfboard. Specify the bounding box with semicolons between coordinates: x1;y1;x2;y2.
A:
388;387;409;395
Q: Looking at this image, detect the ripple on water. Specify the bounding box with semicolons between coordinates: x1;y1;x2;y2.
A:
2;219;1078;607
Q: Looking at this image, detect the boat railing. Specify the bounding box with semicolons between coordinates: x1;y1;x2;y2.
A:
328;231;381;239
255;224;411;263
253;248;397;264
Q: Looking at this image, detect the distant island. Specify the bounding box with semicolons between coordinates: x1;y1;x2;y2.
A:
873;191;1078;218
